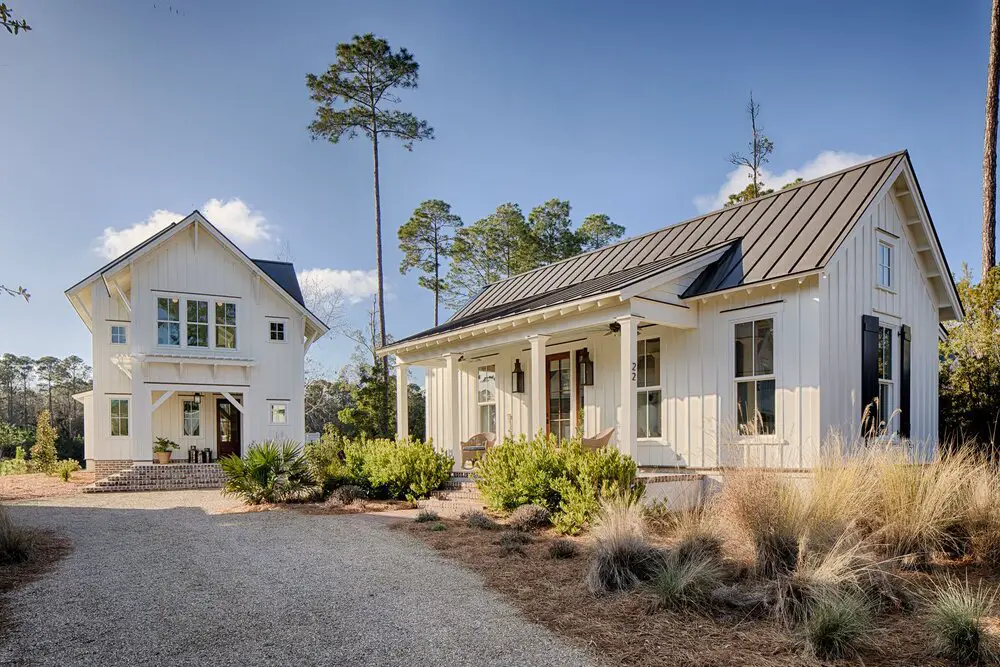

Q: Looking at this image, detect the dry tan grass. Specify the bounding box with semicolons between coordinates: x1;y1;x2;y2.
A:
0;526;71;638
0;471;95;501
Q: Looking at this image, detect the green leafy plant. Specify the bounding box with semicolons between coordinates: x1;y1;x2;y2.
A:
153;437;179;454
29;411;57;474
348;437;452;501
304;428;357;496
55;459;80;482
0;447;28;477
219;440;315;505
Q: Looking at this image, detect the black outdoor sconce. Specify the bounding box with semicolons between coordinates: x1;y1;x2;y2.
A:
511;359;525;394
578;348;594;386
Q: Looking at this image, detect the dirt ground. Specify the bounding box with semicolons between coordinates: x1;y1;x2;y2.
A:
0;472;95;502
399;519;991;667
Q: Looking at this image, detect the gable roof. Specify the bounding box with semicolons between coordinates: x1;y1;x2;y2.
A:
388;150;960;352
66;211;329;336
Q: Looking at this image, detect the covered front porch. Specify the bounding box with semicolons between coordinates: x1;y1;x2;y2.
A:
146;386;246;462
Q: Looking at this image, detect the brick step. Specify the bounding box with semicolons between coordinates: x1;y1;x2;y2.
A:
417;497;486;517
84;463;226;493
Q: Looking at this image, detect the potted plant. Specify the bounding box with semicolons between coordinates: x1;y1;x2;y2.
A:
153;437;179;464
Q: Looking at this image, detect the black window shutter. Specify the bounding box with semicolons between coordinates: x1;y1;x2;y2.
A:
899;324;911;438
861;315;880;432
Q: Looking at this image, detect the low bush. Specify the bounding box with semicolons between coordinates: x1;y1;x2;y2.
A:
586;498;665;594
497;530;532;557
0;506;38;564
548;538;578;559
414;509;439;523
508;504;551;531
465;510;499;530
652;549;726;610
0;447;29;477
926;577;999;665
304;428;357;496
802;590;872;660
55;459;80;482
428;522;447;532
475;434;639;534
348;437;452;501
219;440;315;504
331;484;368;506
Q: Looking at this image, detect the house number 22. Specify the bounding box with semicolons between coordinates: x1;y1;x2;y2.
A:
631;362;636;382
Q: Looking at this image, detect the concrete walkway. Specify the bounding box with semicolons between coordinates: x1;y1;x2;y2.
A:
1;492;596;667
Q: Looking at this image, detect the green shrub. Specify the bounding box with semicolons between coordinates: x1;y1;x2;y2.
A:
304;427;358;495
0;447;29;477
29;411;57;474
342;437;452;501
414;509;439;523
508;504;551;531
926;577;999;665
548;538;579;559
802;590;872;660
55;459;80;482
0;506;38;564
474;434;639;534
219;440;315;504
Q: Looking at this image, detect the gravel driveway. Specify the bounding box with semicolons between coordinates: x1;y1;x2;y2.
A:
0;492;596;667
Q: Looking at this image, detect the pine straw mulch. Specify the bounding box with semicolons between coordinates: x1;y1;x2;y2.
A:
397;519;994;667
0;529;72;638
0;472;95;502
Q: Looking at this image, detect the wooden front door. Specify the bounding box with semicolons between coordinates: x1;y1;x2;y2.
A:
216;398;241;458
546;352;572;443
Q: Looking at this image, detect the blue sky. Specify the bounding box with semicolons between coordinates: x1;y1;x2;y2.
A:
0;0;991;374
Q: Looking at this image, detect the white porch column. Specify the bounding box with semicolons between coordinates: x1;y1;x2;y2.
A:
396;362;409;440
442;353;460;463
528;334;550;437
617;316;639;461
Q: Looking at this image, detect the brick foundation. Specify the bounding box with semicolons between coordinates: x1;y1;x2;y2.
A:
92;460;135;480
83;463;227;493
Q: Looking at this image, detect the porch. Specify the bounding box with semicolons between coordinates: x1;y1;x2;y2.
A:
146;387;246;462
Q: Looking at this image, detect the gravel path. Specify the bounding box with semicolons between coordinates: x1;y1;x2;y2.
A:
1;492;596;667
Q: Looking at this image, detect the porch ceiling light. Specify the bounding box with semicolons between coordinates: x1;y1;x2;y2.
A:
512;359;525;394
579;348;594;386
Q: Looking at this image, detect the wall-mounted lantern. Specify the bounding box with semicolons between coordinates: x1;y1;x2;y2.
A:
193;392;201;405
578;348;594;386
511;359;525;394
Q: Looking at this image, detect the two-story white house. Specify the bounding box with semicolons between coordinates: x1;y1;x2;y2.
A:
66;211;329;478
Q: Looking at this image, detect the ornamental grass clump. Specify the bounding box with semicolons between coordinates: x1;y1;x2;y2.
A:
414;509;439;523
586;497;664;594
651;549;726;610
802;589;873;661
926;577;999;665
547;538;578;559
0;506;38;565
219;440;315;504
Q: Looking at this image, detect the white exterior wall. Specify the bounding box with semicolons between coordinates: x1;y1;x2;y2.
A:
82;223;310;463
819;189;941;450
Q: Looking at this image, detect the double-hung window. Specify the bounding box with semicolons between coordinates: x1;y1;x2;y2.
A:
183;400;201;436
215;302;237;349
477;365;497;434
877;240;893;289
877;326;894;429
735;319;775;436
186;300;209;348
636;338;661;438
157;297;180;346
110;398;129;437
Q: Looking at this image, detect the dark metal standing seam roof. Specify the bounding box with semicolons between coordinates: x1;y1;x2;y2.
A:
398;151;907;347
251;259;306;307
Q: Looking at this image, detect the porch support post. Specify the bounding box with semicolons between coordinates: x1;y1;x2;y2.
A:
617;316;639;461
442;353;460;463
396;362;409;440
529;334;550;437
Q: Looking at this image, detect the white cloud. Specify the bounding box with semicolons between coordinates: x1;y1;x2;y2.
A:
297;268;379;305
96;198;273;259
693;151;876;214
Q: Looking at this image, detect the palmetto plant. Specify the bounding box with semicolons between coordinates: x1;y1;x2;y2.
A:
219;440;315;505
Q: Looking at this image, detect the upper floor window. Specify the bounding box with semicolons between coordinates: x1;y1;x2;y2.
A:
636;338;661;438
735;319;775;436
477;365;497;433
157;297;180;346
877;326;894;429
269;321;285;342
183;400;201;436
110;325;127;345
186;300;209;348
215;302;237;349
877;240;893;289
110;398;129;437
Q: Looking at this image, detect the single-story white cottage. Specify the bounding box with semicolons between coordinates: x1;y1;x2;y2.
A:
382;151;962;470
66;211;329;477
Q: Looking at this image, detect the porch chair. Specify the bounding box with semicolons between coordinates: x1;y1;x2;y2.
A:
581;427;615;452
461;432;496;469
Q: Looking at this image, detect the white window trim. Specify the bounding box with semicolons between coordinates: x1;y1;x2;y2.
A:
109;397;130;439
876;235;895;293
214;300;239;351
156;296;182;347
153;294;240;353
109;323;128;346
477;364;497;433
182;399;202;438
727;305;783;445
877;324;897;434
267;318;288;344
636;336;663;441
186;299;211;349
269;402;288;426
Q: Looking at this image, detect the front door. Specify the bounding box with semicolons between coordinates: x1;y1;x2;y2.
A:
546;352;572;443
216;398;241;458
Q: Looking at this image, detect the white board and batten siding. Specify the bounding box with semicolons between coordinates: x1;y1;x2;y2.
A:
820;189;940;451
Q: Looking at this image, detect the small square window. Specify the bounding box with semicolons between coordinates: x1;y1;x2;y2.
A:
269;321;285;341
270;403;287;425
111;325;127;345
